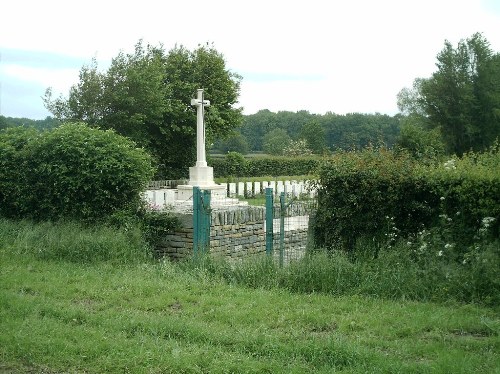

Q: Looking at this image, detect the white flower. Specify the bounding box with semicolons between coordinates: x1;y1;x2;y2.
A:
437;250;443;257
443;159;456;170
444;243;453;249
440;196;445;201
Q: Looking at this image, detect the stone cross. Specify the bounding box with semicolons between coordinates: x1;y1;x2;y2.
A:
191;89;210;167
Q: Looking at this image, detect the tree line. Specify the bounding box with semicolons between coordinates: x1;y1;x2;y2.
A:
214;110;401;155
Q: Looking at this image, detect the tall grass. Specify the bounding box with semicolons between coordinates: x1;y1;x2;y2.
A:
1;217;498;306
0;218;151;264
184;241;500;307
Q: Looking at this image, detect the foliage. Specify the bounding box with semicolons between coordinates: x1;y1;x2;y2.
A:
138;205;181;249
212;155;321;178
221;151;248;177
398;33;500;155
0;126;38;217
44;41;242;178
322;112;401;151
238;110;400;153
283;139;313;157
396;119;446;162
313;146;500;255
314;148;422;252
0;115;61;131
213;132;249;154
262;128;291;155
0;123;154;222
299;120;327;153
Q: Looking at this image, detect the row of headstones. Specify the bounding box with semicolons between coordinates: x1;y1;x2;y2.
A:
227;180;316;198
144;180;317;209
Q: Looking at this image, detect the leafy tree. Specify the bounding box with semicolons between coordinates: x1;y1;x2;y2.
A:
240;109;279;151
0;116;9;131
215;132;249;154
396;121;445;161
44;41;242;178
398;33;500;155
320;112;400;151
299;120;326;153
262;128;291;156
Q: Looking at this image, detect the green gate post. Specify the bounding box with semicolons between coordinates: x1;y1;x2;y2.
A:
193;186;201;258
193;187;211;258
265;188;274;256
279;191;285;267
200;188;211;254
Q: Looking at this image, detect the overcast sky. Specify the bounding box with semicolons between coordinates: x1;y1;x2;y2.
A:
1;0;499;119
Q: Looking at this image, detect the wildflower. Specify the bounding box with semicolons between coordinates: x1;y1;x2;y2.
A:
444;243;453;249
437;250;443;257
481;217;495;228
443;159;456;170
440;196;445;201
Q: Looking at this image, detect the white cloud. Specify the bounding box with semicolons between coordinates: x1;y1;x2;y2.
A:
2;64;79;93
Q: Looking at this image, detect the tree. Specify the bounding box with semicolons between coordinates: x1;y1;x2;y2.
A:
44;41;242;178
215;132;249;154
299;120;326;153
262;128;291;155
396;121;445;161
398;33;500;155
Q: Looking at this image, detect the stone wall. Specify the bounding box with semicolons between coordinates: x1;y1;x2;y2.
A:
156;205;311;262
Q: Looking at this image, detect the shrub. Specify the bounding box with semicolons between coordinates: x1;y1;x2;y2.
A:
313;146;500;255
0;123;154;222
0;127;38;217
313;148;423;252
224;151;248;177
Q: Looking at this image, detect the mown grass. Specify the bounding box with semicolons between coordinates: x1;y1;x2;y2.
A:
0;219;499;373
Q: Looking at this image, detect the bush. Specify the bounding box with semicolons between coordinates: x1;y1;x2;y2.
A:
313;148;424;252
313;146;500;255
0;123;154;222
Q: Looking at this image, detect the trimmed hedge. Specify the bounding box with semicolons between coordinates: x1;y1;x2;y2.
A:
0;123;154;222
212;154;322;178
313;147;500;254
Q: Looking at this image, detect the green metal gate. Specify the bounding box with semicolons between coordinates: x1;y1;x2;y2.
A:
265;187;317;266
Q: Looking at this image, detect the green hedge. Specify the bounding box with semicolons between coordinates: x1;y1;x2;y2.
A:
211;153;322;178
313;147;500;254
0;123;154;222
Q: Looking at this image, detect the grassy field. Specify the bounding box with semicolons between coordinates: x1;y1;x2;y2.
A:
1;247;499;373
